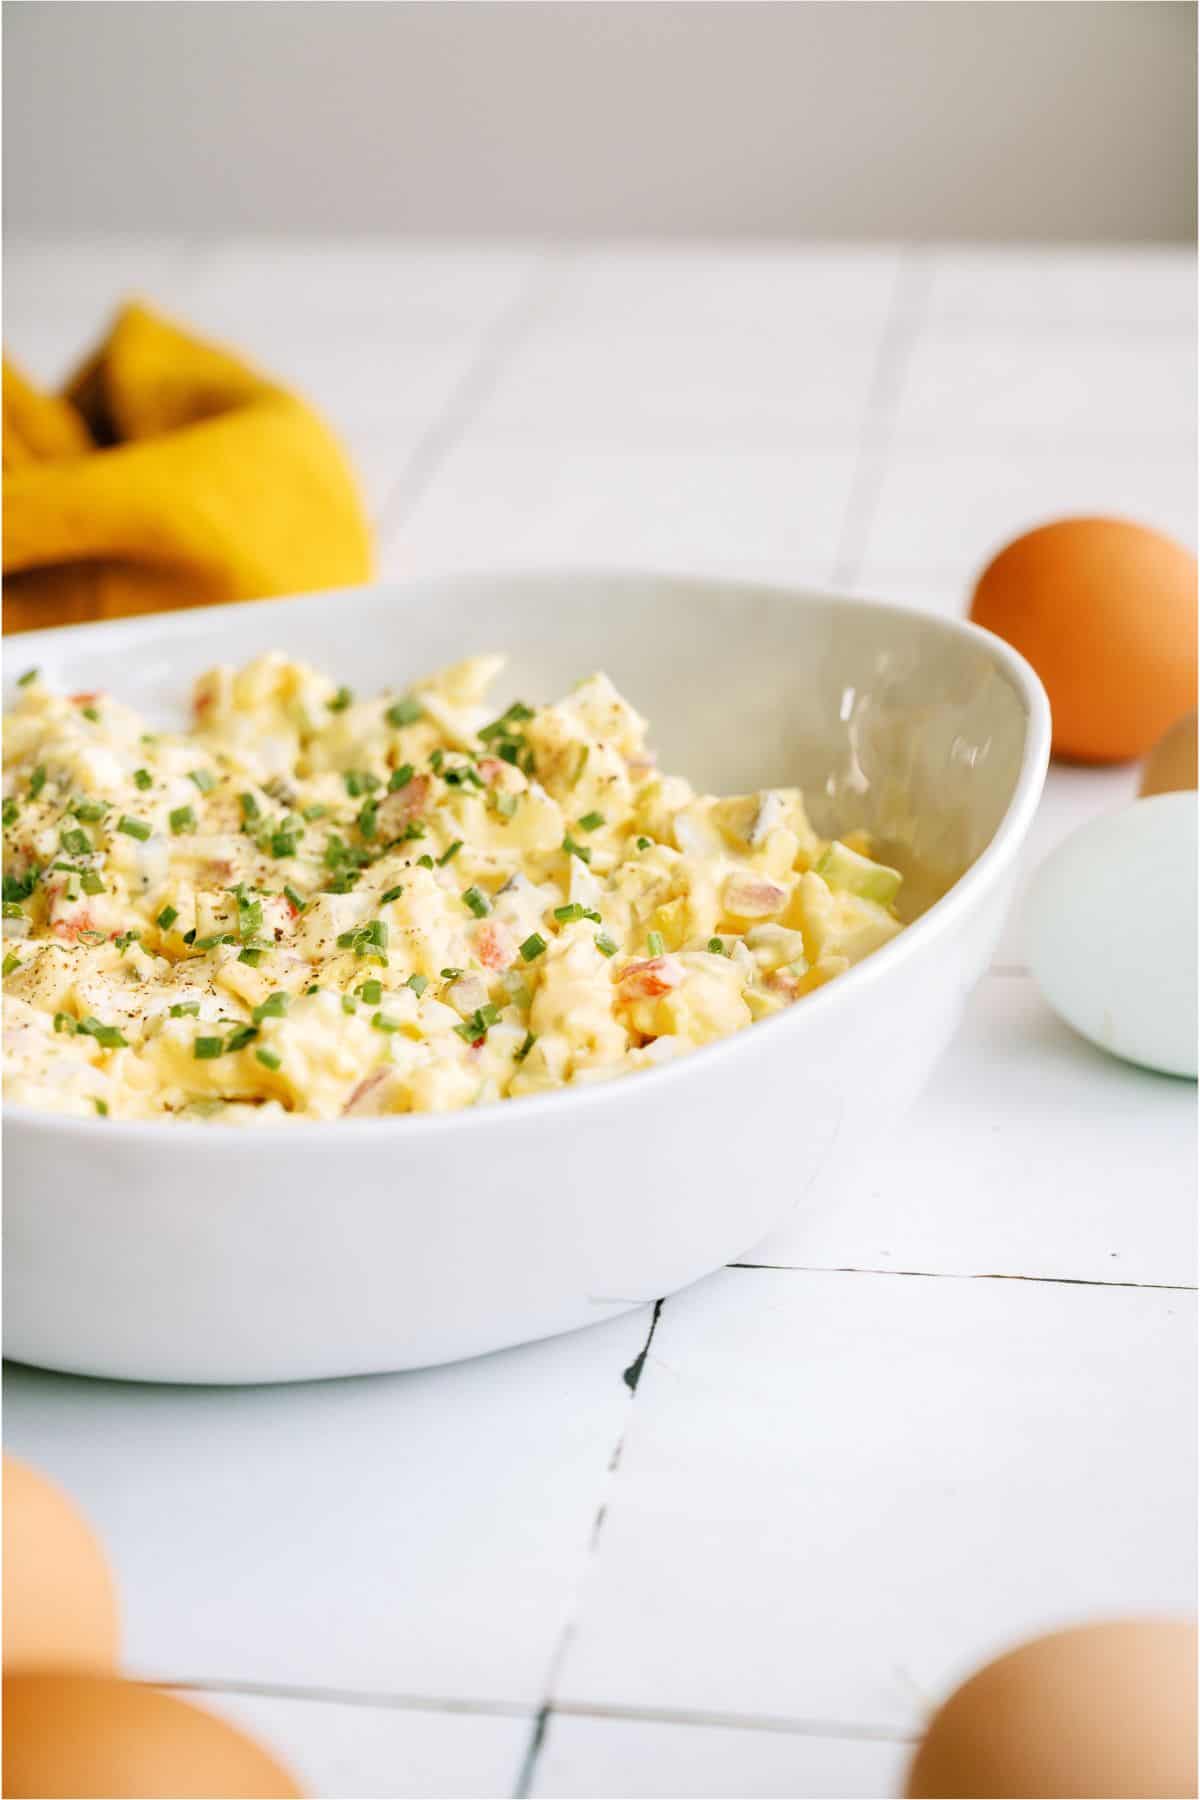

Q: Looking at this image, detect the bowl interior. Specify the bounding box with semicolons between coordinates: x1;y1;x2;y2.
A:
7;571;1032;923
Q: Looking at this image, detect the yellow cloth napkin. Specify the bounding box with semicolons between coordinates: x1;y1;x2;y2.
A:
3;302;373;634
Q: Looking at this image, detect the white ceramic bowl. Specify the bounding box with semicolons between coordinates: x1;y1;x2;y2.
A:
3;572;1049;1383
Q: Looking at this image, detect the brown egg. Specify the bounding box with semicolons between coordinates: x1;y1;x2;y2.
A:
907;1619;1198;1799
3;1456;119;1673
3;1673;303;1798
969;518;1197;763
1140;709;1198;797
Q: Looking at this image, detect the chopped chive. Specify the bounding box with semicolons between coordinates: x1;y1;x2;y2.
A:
562;835;591;864
189;768;216;793
224;1023;259;1054
406;973;428;997
237;945;264;967
283;885;307;915
440;967;463;980
71;797;107;821
252;992;289;1023
193;933;235;950
515;1030;537;1063
416;854;434;870
388;763;414;791
233;890;262;939
2;871;36;904
493;791;518;820
16;667;38;687
707;937;728;955
53;1012;76;1034
520;932;547;962
380;884;404;904
430;749;445;774
636;836;652;851
438;840;463;867
357;800;378;840
646;931;665;957
169;1001;201;1018
578;811;605;831
454;1001;501;1043
442;763;484;790
133;768;153;791
93;1097;109;1117
118;815;151;842
306;983;321;995
156;905;179;930
182;928;197;945
78;1016;128;1049
344;770;368;797
194;1036;224;1059
82;706;101;723
358;977;383;1005
479;701;534;742
2;798;18;827
270;831;299;858
552;902;599;924
372;1011;402;1032
28;766;47;799
239;792;261;823
255;1046;282;1070
328;685;353;712
335;920;388;959
385;697;423;729
2;951;21;977
60;827;90;856
342;993;357;1014
2;900;24;919
462;885;490;918
115;930;140;953
170;805;196;835
595;932;619;957
302;803;327;821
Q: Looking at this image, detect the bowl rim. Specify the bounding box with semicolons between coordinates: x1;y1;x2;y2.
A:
4;567;1051;1147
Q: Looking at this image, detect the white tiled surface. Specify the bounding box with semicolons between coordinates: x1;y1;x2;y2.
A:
182;1690;531;1800
529;1714;911;1800
3;240;1196;1799
552;1271;1194;1730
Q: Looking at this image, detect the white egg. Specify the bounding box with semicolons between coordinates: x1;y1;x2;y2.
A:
1023;792;1198;1078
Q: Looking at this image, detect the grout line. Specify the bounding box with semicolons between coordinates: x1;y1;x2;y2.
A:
727;1262;1196;1294
373;249;569;554
513;1299;666;1799
552;1698;919;1745
155;1675;918;1748
831;248;933;588
156;1676;529;1721
513;1703;553;1799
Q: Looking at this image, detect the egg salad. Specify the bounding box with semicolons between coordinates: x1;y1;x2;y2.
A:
2;653;905;1123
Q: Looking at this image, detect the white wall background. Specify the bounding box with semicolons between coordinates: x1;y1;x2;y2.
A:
4;0;1196;242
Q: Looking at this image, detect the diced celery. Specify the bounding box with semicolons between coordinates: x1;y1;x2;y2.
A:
815;840;902;907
